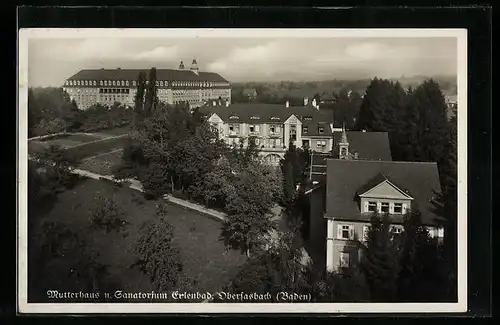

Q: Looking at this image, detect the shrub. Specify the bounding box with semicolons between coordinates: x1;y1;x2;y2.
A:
88;195;128;233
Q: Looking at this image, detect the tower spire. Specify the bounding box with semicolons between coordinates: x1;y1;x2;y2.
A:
339;122;350;160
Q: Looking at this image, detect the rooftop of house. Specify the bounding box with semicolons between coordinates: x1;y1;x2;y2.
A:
201;103;336;134
332;131;393;161
325;159;442;226
66;68;229;83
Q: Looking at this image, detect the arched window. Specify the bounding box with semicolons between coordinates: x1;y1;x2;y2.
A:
126;80;129;86
341;147;347;156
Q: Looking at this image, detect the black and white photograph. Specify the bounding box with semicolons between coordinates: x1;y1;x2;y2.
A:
18;28;467;313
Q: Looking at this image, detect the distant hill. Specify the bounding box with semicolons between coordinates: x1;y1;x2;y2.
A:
232;75;457;100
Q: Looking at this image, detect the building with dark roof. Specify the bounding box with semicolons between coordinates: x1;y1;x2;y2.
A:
202;102;340;165
62;60;231;110
309;127;393;182
307;158;443;272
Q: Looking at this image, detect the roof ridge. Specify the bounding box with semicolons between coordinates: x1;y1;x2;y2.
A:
326;158;438;165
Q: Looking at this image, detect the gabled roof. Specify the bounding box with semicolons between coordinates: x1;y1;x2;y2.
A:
325;159;442;226
200;103;335;128
356;173;414;199
66;69;229;83
333;131;392;161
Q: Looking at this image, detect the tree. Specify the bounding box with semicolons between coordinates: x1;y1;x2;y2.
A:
309;267;371;302
134;72;147;120
355;78;394;131
88;195;128;234
360;213;401;302
134;218;183;291
30;221;111;300
221;160;282;256
144;68;158;115
227;229;310;300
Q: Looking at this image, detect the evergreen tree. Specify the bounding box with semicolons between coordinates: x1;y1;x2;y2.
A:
134;72;147;119
387;81;409;161
355;78;394;131
144;68;158;115
360;213;400;302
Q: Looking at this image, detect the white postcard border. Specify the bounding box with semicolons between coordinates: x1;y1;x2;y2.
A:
17;28;468;314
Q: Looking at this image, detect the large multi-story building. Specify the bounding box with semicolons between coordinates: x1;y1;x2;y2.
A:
201;98;341;165
62;60;231;110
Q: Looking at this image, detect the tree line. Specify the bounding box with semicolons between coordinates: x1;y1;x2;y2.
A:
28;87;134;137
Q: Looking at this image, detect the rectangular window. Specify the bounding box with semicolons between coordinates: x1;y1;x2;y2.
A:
302;126;308;134
338;225;354;240
249;125;254;132
394;203;403;214
363;225;370;241
381;202;390;213
339;252;350;268
270;126;275;133
368;201;377;212
318;126;324;134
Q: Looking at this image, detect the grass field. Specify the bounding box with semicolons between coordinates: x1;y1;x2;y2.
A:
78;149;124;175
29;178;247;301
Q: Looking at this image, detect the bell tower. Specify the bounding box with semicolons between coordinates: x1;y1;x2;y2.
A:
339;123;349;160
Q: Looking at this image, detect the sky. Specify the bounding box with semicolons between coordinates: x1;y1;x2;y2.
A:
27;37;457;87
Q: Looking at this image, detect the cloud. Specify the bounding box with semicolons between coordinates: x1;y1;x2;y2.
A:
132;46;179;61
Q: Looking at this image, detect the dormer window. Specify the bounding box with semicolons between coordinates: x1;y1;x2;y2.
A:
250;116;260;120
304;116;312;121
270;117;280;120
302;126;308;134
318;126;325;134
229;116;239;120
368;201;377;212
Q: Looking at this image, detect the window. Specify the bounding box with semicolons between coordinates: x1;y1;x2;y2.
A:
392;226;403;234
229;116;239;120
156;81;159;86
318;126;324;133
126;81;129;86
304;116;312;121
317;140;326;148
368;201;377;212
133;81;136;86
302;126;308;134
363;225;370;241
112;80;116;86
250;116;260;120
381;202;390;213
270;117;280;120
160;81;164;86
393;203;403;214
338;225;354;240
339;252;350;268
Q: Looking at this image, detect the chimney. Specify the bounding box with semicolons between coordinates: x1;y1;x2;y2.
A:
179;61;185;70
285;101;290;108
304;97;309;106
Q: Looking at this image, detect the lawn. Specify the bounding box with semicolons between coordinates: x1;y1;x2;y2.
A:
39;133;105;148
78;149;124;175
29;178;247;302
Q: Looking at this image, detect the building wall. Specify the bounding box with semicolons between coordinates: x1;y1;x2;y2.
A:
64;80;230;110
325;217;445;272
307;185;327;268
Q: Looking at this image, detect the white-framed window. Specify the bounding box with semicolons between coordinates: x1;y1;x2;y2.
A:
104;80;107;86
156;81;159;86
393;203;403;214
339;252;350;268
93;81;97;86
391;226;403;234
317;140;326;148
249;125;260;133
363;225;370;241
368;201;377;212
126;80;129;86
380;202;390;213
165;81;168;87
337;224;354;240
318;126;324;133
160;81;164;86
132;81;136;86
